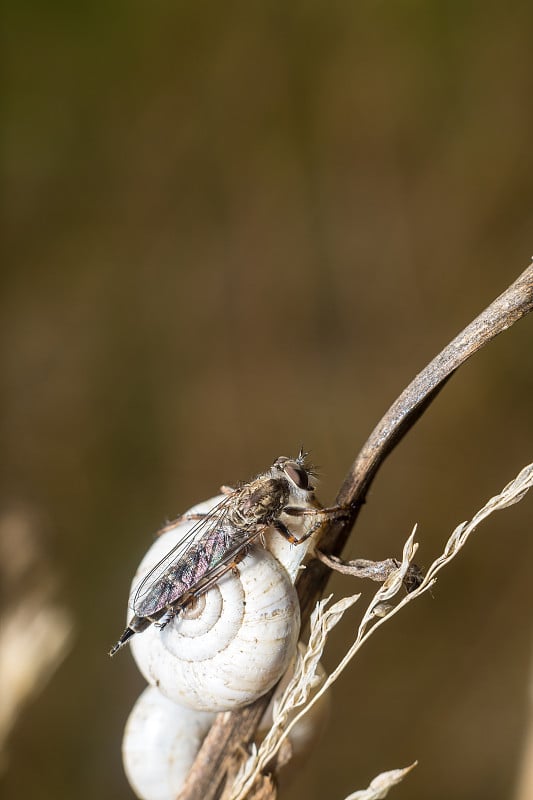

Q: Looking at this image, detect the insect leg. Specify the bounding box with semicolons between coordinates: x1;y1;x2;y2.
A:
272;519;322;545
155;607;178;629
157;512;208;536
229;547;248;573
276;505;350;545
284;504;349;519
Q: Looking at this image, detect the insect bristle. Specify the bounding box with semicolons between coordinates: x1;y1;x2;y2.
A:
295;447;318;479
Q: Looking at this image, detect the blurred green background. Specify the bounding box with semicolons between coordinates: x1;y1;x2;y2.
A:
2;3;533;799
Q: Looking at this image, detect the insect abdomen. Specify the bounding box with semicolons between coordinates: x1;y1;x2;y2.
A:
135;526;231;616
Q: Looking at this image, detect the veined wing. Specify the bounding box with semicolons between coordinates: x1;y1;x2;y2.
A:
135;520;270;618
131;494;236;612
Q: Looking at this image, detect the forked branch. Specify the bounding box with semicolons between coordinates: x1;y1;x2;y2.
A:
179;262;533;800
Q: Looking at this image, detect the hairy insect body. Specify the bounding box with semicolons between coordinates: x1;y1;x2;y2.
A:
110;452;342;656
231;478;288;528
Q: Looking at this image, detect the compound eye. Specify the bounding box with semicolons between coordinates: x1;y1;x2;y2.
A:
284;463;309;490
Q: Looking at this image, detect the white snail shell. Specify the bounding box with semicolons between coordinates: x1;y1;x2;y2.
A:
123;645;330;800
122;686;215;800
129;497;306;711
122;490;324;800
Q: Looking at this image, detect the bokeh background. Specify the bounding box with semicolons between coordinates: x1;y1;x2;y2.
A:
2;3;533;799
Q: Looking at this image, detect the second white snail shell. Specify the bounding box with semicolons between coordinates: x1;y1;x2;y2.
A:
129;497;305;711
123;644;330;800
122;687;216;800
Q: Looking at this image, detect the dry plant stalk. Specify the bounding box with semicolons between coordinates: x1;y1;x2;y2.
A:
232;463;533;799
178;263;533;800
342;763;418;800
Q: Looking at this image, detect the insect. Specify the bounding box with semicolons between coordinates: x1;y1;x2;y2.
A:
109;450;345;656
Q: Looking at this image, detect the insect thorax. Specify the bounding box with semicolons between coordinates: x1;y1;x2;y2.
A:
230;477;289;529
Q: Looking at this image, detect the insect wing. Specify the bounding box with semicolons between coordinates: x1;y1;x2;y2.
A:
131;495;234;613
142;525;264;617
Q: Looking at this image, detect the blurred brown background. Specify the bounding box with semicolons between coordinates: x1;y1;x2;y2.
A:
2;3;533;799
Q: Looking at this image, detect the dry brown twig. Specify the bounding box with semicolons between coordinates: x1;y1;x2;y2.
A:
232;463;533;799
178;263;533;800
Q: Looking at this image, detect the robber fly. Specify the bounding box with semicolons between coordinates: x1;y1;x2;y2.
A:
109;450;345;656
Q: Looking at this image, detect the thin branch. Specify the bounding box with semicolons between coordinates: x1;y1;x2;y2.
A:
338;264;533;506
299;262;533;618
178;262;533;800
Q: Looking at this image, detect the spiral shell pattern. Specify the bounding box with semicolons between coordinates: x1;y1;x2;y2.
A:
129;499;301;710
